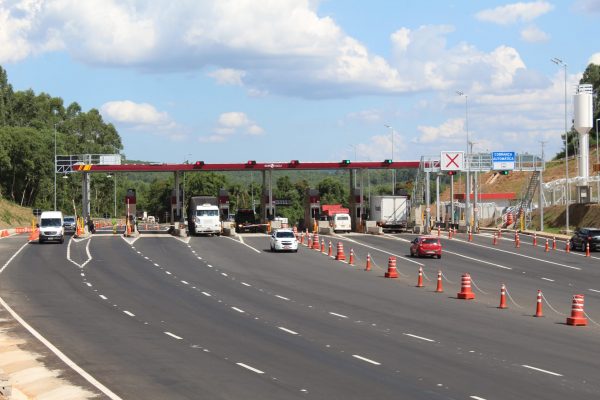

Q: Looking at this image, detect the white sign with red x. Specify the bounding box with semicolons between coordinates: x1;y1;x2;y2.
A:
440;151;464;171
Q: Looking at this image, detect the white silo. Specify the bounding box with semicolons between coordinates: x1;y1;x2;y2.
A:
573;84;593;202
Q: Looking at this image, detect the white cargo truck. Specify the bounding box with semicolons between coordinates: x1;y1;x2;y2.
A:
369;195;409;232
188;196;221;236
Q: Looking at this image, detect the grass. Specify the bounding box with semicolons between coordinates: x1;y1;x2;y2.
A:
0;198;34;229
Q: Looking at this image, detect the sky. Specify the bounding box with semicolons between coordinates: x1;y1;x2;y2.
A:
1;0;599;164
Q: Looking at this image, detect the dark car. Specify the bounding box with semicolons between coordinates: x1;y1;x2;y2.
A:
410;235;442;258
63;216;77;234
235;209;258;233
570;228;600;252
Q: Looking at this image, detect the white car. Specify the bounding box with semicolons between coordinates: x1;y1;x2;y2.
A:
269;229;298;252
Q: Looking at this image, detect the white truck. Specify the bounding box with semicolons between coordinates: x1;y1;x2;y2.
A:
188;196;221;236
369;195;409;232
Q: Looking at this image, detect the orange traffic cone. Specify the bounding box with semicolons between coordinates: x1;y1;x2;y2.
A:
586;242;591;257
468;230;473;242
448;229;452;239
1;230;8;238
321;239;326;253
566;240;570;253
313;232;320;250
566;294;588;326
335;242;346;261
416;267;424;287
308;234;313;249
493;233;497;246
534;290;543;317
348;249;355;266
499;284;507;309
437;226;440;237
365;253;371;271
328;241;333;257
384;257;398;278
515;237;520;248
457;273;475;300
545;239;549;252
533;233;537;246
435;271;443;293
552;236;556;250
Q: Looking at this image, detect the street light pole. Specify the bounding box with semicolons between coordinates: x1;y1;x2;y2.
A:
596;118;599;203
384;124;395;195
54;124;57;211
551;58;570;232
456;91;470;228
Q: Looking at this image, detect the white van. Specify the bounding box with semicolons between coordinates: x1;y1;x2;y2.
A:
332;213;352;233
38;211;65;244
191;204;221;236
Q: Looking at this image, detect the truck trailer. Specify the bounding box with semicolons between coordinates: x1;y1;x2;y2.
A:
369;195;409;232
188;196;221;236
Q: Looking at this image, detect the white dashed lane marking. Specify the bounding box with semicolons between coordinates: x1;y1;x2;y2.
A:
99;295;108;300
202;292;211;297
241;282;251;287
329;312;348;319
181;280;189;285
232;307;245;313
236;363;264;374
589;289;600;293
352;355;381;365
123;311;135;317
275;295;290;301
541;277;554;282
521;365;562;377
403;333;435;343
278;327;299;335
164;332;183;340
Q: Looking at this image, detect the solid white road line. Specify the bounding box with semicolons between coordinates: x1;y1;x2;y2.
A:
275;295;290;301
329;312;348;319
201;292;211;297
589;289;600;293
164;332;183;340
232;307;245;313
236;363;264;374
226;236;261;253
443;250;512;270
352;355;381;365
99;295;108;300
278;327;299;335
344;235;424;266
123;311;135;317
403;333;436;342
541;277;555;282
521;364;562;376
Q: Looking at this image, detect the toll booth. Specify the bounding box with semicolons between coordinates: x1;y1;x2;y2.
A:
218;189;230;220
350;188;365;232
304;189;320;231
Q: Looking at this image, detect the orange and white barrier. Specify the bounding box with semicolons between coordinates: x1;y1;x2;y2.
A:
384;256;398;278
566;294;587;326
335;242;346;261
499;284;507;309
534;290;543;317
312;233;320;250
457;273;475;300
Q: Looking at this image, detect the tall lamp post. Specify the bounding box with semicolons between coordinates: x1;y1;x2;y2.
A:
551;57;570;232
54;123;57;211
456;91;470;228
384;124;395;195
596;118;599;203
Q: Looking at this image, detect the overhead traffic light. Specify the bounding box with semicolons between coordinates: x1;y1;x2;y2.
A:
383;159;392;165
499;170;510;175
447;171;457;176
193;161;204;168
341;159;351;166
246;160;256;167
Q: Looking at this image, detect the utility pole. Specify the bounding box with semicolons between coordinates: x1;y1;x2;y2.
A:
539;140;547;231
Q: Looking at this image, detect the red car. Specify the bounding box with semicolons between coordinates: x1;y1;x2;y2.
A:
410;236;442;259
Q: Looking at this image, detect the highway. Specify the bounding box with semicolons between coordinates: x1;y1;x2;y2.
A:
1;230;599;399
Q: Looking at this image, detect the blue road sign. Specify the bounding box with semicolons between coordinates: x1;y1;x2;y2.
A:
492;152;515;170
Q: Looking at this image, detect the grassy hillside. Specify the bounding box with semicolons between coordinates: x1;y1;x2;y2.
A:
0;198;34;229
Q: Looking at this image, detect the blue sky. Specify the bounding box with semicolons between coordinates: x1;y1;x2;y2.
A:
2;0;599;163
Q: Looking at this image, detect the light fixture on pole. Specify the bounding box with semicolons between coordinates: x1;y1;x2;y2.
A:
456;91;470;228
551;57;570;232
384;124;395;195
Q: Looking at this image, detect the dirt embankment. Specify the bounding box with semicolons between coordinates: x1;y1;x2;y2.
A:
0;199;33;230
531;203;600;231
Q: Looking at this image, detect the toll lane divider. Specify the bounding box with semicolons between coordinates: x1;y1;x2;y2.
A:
312;236;598;329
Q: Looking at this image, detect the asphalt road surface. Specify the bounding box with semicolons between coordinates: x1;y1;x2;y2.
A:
1;230;599;399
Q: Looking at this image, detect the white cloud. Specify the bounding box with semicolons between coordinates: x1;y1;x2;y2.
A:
520;25;550;42
475;1;554;25
415;118;465;144
199;111;264;143
352;132;406;161
589;53;600;65
346;109;383;123
208;68;246;86
100;100;184;140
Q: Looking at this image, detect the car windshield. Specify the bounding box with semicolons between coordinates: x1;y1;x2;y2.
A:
336;215;349;220
64;217;75;223
587;229;600;236
276;231;295;238
41;218;62;227
422;238;439;244
197;210;218;217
